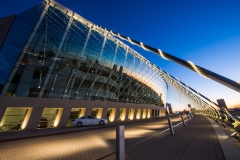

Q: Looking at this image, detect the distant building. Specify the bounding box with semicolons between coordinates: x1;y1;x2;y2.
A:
166;103;173;114
217;99;228;110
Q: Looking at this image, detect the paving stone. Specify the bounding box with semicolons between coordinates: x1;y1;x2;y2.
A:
126;115;225;160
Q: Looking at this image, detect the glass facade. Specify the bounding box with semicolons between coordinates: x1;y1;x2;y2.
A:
0;3;45;93
0;1;167;106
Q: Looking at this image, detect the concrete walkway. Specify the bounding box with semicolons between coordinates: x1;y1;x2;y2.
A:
122;115;226;160
1;115;239;160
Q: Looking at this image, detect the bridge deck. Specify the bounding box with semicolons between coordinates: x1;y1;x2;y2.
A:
1;115;237;160
122;115;225;160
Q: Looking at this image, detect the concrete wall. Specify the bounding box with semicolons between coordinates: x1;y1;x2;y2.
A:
0;96;166;131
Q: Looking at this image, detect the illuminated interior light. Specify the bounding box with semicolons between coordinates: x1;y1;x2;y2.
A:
187;61;209;79
38;70;42;88
157;49;169;60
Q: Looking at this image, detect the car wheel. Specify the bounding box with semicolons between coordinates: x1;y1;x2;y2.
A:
99;120;104;126
77;122;82;127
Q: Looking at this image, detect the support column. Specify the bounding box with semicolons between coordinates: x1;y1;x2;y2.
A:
58;107;71;127
123;108;129;121
114;108;120;122
38;14;74;98
21;108;33;130
1;4;50;96
25;107;44;130
0;107;7;125
101;108;108;119
85;107;92;116
53;108;63;127
132;109;136;120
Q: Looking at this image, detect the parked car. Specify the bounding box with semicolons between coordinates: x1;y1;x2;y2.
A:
71;116;108;127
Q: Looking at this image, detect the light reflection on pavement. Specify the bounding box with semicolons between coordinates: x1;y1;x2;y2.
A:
0;115;187;160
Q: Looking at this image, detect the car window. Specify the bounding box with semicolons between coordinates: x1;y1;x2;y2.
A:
90;116;96;119
81;117;85;119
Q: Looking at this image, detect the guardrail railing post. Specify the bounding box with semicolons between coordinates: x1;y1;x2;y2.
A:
167;117;174;135
116;125;125;160
187;114;191;123
181;115;186;127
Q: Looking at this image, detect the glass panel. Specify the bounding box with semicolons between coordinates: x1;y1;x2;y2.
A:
38;108;58;128
106;108;112;122
118;109;123;121
0;1;166;106
91;108;98;117
67;108;82;126
0;108;28;131
0;3;45;92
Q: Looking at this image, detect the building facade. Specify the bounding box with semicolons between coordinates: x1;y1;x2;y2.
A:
0;0;167;132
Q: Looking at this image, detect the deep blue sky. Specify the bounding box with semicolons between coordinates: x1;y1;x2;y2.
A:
1;0;240;111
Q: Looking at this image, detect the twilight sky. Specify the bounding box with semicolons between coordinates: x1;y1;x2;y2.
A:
1;0;240;111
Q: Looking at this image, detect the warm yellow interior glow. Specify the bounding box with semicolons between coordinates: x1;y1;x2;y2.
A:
54;108;63;127
96;108;103;118
136;109;141;119
120;108;127;121
79;108;86;117
147;109;151;118
110;108;116;122
21;108;33;129
142;109;147;119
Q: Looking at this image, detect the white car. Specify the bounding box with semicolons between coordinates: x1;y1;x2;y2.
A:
71;116;108;127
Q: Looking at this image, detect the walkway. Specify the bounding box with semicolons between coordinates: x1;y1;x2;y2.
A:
1;115;238;160
123;115;225;160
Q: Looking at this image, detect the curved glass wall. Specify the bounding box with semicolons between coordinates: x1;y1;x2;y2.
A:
1;2;167;106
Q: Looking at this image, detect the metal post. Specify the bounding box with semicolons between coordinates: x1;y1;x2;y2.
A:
181;115;186;127
116;125;125;160
188;114;191;123
190;113;193;120
167;117;174;135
